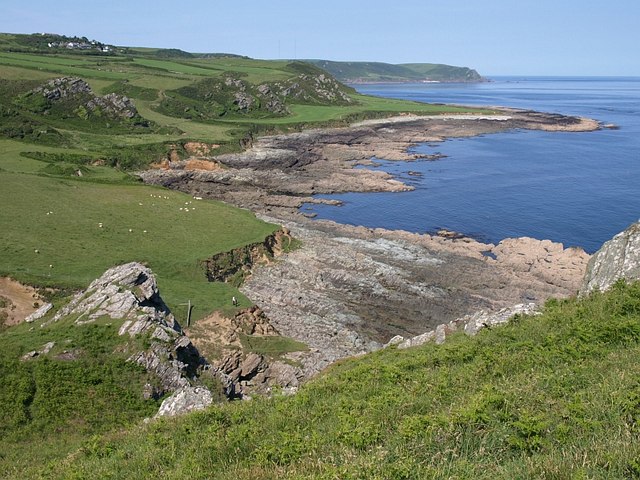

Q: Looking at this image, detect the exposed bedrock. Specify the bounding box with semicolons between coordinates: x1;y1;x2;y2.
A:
241;218;589;377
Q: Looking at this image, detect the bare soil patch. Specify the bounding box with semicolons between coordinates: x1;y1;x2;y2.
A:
0;277;40;326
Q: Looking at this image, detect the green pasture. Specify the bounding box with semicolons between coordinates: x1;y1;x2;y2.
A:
0;52;128;80
0;169;277;322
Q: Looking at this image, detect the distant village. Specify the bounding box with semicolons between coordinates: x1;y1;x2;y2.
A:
29;33;114;53
47;39;112;53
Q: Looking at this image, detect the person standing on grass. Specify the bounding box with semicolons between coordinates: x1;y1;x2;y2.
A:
232;296;238;307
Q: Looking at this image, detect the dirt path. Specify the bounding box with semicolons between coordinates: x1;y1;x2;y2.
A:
0;277;40;326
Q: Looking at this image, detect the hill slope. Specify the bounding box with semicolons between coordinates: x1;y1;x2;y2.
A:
307;59;484;83
14;280;637;479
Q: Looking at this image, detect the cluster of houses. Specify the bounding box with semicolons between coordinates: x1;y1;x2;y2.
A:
46;38;112;53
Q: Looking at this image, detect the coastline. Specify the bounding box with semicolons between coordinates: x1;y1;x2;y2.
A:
140;109;599;221
139;108;598;376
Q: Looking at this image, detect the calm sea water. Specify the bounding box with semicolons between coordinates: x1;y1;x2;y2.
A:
303;77;640;253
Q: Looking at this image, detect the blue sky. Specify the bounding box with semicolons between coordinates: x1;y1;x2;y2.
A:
3;0;640;76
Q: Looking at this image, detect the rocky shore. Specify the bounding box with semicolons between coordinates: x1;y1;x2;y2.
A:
140;110;599;219
139;108;599;378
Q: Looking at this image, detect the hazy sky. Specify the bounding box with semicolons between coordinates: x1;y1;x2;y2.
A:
4;0;640;76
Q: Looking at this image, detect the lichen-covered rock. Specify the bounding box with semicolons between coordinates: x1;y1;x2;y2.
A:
25;302;53;323
155;386;213;418
34;77;92;100
86;92;138;119
581;222;640;295
50;262;177;330
31;77;140;120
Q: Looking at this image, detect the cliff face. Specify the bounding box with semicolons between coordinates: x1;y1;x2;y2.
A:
581;222;640;295
201;228;293;285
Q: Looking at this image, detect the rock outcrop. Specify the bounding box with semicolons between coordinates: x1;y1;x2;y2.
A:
155;386;214;418
44;262;222;416
49;262;177;328
201;228;292;283
390;303;540;350
29;77;140;120
581;221;640;295
186;306;305;397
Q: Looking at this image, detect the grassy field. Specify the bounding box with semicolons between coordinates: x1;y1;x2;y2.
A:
10;281;636;479
0;166;277;322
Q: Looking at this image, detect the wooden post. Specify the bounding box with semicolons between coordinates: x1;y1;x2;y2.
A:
186;299;192;328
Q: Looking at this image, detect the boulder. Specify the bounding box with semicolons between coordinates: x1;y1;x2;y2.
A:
25;302;53;323
155;386;213;418
581;222;640;295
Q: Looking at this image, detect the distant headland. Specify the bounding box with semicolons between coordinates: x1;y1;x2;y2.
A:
305;59;485;84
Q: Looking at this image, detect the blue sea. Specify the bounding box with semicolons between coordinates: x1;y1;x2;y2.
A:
303;77;640;253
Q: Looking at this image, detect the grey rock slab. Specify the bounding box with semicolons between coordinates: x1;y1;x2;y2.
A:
581;222;640;295
155;386;213;418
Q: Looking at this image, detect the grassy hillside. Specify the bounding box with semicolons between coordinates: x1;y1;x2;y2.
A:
10;280;637;479
0;146;278;322
307;59;484;83
0;313;161;478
